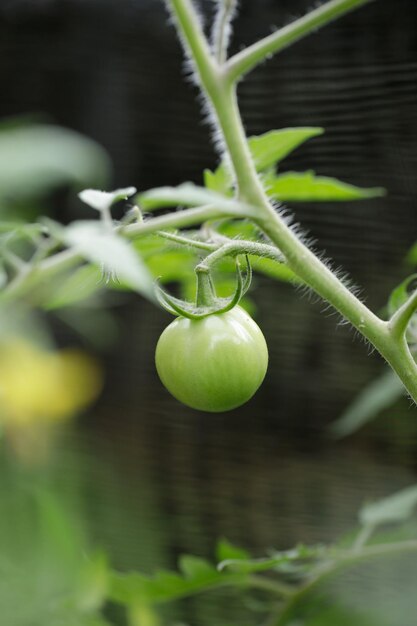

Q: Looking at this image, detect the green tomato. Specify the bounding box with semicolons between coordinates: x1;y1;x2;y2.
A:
155;306;268;412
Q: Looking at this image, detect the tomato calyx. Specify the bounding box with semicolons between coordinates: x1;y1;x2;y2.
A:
155;255;252;320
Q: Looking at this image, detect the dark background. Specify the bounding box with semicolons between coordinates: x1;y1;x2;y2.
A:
1;0;417;623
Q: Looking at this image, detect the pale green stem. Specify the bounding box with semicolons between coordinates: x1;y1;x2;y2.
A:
389;290;417;340
168;0;417;403
197;240;284;270
352;523;375;552
212;0;238;63
157;230;217;251
248;575;293;598
225;0;374;83
1;204;227;303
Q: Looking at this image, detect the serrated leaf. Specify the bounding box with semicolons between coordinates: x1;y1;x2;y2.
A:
206;128;324;196
248;127;324;171
359;485;417;527
64;221;154;299
203;167;233;196
216;539;250;563
0;123;110;201
267;171;385;202
329;369;405;438
79;187;136;212
110;559;247;606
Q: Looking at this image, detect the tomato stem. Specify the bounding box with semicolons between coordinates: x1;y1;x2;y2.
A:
196;266;217;308
167;0;417;403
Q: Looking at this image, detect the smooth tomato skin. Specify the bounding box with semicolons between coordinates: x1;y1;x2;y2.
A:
155;306;268;412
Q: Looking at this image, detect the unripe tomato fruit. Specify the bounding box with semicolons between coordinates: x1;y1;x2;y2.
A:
155;306;268;412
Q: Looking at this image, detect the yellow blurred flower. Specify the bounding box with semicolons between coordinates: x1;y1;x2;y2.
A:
0;338;102;426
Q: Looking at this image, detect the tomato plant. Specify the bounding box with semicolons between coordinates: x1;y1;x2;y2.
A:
155;306;268;412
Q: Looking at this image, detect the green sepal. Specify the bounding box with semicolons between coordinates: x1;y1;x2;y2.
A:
155;256;251;319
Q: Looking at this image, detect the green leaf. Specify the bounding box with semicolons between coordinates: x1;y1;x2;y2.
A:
0;123;110;201
216;539;250;563
145;250;195;283
138;183;226;210
267;171;385;202
203;167;233;196
248;127;324;171
110;556;247;606
205;127;324;196
0;221;45;237
406;242;417;265
77;552;110;613
79;187;136;212
359;485;417;527
178;555;217;579
218;545;326;575
0;261;7;289
64;221;155;299
388;274;417;316
250;256;299;283
44;265;104;310
329;369;405;438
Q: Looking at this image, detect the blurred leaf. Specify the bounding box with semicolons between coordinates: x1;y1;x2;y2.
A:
178;555;217;579
56;307;119;350
218;544;326;576
217;219;261;240
329;369;405;438
64;221;155;299
0;123;110;202
145;250;196;283
203;167;232;195
249;127;324;171
388;274;417;316
138;183;228;210
0;261;7;289
79;187;136;212
44;265;103;310
77;552;110;613
216;539;250;563
110;555;247;606
250;256;298;283
301;602;380;626
35;488;86;568
0;221;44;237
359;485;417;527
267;171;385;202
406;242;417;265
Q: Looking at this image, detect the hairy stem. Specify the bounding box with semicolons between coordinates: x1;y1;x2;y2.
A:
212;0;238;63
197;240;284;270
226;0;374;83
157;230;217;251
168;0;417;402
1;205;227;303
